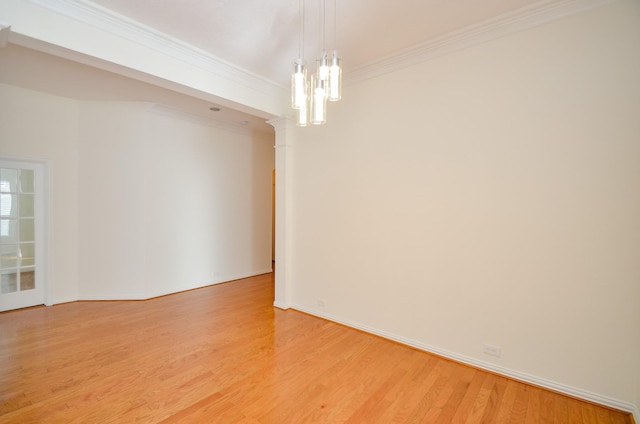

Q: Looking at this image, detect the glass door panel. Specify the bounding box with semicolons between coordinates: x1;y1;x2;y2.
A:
0;162;45;311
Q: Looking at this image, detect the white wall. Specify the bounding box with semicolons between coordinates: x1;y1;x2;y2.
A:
140;108;274;298
290;0;640;414
1;83;274;303
78;102;275;299
78;101;150;299
0;83;80;304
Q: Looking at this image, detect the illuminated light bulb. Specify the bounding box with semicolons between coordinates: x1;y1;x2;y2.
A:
291;61;307;109
297;95;309;126
328;51;342;101
317;52;329;86
310;74;327;125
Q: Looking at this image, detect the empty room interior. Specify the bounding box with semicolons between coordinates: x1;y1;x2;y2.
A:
0;0;639;422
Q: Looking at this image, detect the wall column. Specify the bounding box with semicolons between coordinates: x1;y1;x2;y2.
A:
267;118;296;309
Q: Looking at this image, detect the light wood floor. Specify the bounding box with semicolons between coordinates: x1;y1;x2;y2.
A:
0;273;633;423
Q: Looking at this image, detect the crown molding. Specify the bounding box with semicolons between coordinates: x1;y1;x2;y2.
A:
23;0;619;98
346;0;619;85
27;0;285;99
0;22;10;48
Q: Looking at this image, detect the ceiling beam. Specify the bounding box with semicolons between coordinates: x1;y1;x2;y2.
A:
2;0;288;120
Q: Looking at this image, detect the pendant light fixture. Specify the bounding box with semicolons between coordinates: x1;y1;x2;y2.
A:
292;0;309;126
328;0;342;102
310;0;328;125
291;0;342;126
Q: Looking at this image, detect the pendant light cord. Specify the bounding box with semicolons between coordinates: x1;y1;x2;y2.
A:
299;0;304;60
320;0;325;52
333;0;337;49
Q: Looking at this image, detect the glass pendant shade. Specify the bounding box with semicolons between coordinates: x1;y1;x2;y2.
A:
291;61;307;110
317;52;329;85
297;92;309;126
297;108;309;126
328;51;342;101
310;74;327;125
290;0;341;126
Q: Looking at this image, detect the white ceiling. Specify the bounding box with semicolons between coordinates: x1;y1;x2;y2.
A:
0;0;577;129
86;0;548;87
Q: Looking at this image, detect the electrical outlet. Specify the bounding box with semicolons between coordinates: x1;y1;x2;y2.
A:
317;299;325;307
483;344;502;358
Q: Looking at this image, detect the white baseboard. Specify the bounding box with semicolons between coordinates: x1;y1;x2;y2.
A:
78;293;147;301
273;300;291;310
291;303;638;420
143;268;275;299
49;296;79;305
62;268;275;303
213;268;274;285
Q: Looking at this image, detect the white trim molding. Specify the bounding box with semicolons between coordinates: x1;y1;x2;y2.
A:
27;0;282;96
347;0;619;85
292;303;639;420
10;0;287;118
20;0;619;99
0;22;10;48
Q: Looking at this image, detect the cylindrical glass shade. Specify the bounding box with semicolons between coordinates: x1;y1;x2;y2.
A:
297;93;309;127
310;74;327;125
291;61;307;110
317;52;329;85
329;52;342;101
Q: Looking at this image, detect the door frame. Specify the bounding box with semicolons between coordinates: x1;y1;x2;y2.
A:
0;156;51;310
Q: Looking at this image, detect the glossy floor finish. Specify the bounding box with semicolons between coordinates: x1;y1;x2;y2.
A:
0;273;632;423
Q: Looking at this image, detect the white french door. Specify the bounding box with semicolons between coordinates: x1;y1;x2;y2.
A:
0;159;46;312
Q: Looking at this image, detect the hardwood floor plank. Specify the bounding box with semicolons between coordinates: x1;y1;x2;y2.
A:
404;360;460;422
524;387;541;424
538;388;556;423
479;375;508;423
494;379;520;422
448;368;488;423
569;395;592;423
361;352;434;424
0;272;633;423
386;355;441;423
420;363;470;423
554;392;570;423
508;381;531;423
463;373;498;424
